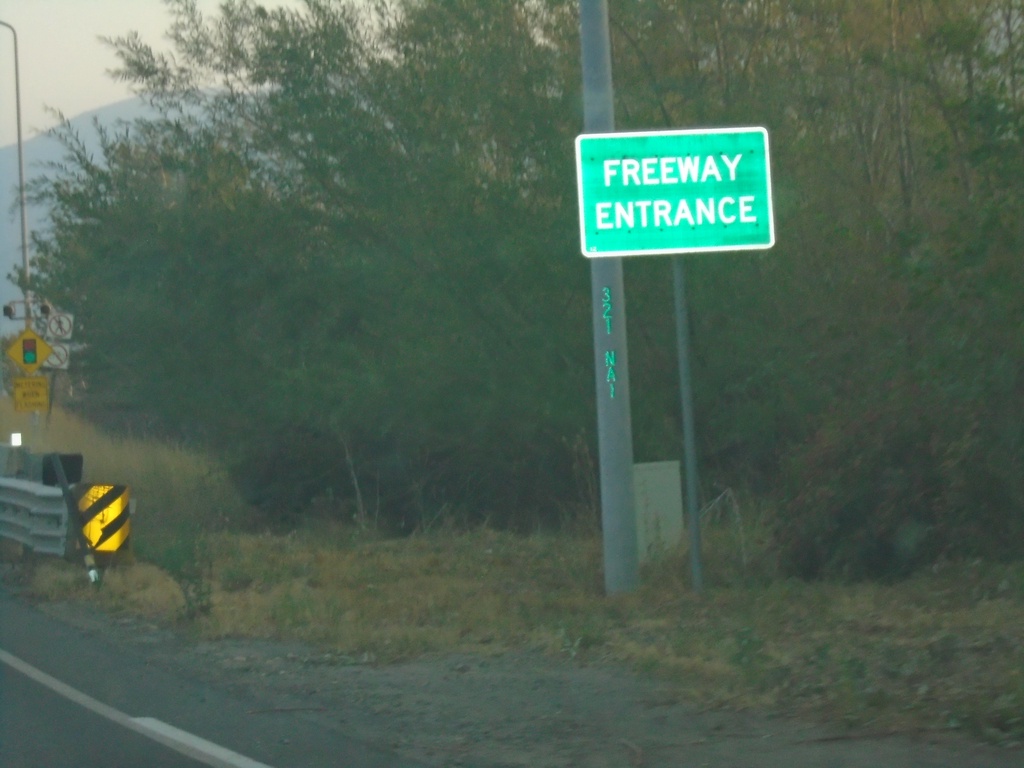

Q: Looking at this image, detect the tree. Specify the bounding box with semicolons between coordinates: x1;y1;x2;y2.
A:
31;0;1024;566
35;0;596;527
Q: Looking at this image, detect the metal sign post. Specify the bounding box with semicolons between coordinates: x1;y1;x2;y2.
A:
672;258;703;593
575;124;776;593
576;8;775;595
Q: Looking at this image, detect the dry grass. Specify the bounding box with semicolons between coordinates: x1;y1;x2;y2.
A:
196;524;601;653
26;524;1024;744
4;404;1023;744
1;399;247;527
27;559;185;618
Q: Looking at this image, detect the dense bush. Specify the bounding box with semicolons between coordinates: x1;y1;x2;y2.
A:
30;0;1024;564
777;380;1024;580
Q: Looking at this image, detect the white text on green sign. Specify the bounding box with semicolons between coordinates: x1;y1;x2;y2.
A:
575;127;775;257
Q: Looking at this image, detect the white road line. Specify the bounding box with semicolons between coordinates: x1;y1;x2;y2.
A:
132;718;275;768
0;647;275;768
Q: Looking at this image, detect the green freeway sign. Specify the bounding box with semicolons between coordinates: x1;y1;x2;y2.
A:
575;127;775;257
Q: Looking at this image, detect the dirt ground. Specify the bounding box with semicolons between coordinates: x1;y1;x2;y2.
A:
19;595;1021;768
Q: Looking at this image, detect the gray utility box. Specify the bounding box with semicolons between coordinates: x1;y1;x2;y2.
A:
633;461;684;563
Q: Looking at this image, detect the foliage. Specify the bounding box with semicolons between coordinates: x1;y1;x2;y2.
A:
33;0;591;528
25;0;1024;568
778;380;1024;580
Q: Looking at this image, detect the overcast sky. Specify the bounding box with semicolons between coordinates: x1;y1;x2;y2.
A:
0;0;305;148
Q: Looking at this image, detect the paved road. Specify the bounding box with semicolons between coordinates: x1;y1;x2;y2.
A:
0;588;429;768
1;657;213;768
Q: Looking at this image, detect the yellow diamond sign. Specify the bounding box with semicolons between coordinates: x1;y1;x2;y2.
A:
6;328;53;375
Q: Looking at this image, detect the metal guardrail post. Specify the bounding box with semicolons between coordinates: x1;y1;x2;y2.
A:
46;453;99;584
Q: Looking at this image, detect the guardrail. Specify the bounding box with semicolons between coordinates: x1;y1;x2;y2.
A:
0;476;70;557
0;447;132;585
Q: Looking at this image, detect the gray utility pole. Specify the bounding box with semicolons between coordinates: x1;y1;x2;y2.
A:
0;20;32;328
579;0;639;594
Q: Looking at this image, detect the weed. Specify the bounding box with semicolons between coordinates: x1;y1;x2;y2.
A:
9;404;1024;745
730;626;766;679
136;534;213;619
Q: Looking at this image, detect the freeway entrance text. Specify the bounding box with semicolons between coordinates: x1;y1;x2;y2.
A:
575;127;775;257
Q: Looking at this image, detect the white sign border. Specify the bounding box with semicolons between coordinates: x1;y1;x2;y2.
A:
574;126;776;258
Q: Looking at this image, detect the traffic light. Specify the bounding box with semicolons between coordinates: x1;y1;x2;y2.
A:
22;338;37;365
2;304;13;319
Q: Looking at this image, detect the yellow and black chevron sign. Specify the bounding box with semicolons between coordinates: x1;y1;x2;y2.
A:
76;484;132;553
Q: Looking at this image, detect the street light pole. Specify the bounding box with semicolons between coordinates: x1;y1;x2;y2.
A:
0;20;32;328
579;0;639;594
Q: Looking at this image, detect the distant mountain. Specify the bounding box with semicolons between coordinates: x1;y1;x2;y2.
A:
0;97;152;334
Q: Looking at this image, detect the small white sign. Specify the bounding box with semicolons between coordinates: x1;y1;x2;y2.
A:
47;313;75;340
44;342;70;370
